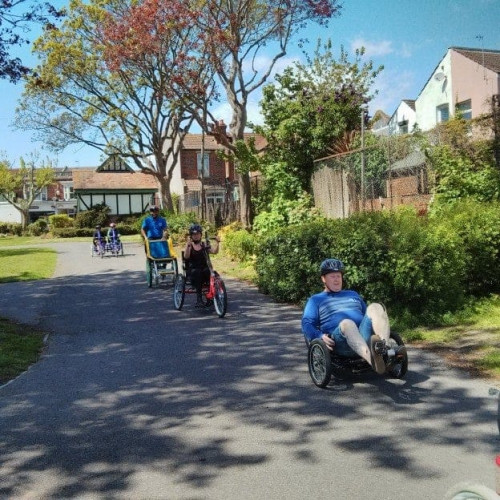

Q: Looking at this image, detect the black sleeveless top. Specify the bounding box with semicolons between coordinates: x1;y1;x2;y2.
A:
188;243;208;269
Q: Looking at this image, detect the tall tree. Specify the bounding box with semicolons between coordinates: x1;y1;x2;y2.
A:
0;154;55;229
257;41;382;191
16;0;207;210
0;0;63;82
108;0;342;227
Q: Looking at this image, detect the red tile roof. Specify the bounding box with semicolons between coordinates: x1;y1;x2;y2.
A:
183;132;267;152
72;168;158;190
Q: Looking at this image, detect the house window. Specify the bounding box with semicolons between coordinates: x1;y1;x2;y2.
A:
34;187;48;201
456;99;472;120
436;103;450;123
205;191;225;204
63;185;74;200
197;152;210;178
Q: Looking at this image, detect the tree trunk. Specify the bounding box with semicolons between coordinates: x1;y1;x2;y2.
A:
237;170;253;228
157;174;174;212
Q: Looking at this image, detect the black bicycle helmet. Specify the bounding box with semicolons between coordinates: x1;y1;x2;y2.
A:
320;258;345;275
95;224;101;229
189;223;202;235
149;205;159;212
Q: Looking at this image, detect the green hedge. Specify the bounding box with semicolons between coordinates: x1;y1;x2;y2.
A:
51;223;137;238
255;207;468;320
0;222;23;236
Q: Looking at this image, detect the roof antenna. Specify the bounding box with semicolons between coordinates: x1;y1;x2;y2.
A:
475;34;486;81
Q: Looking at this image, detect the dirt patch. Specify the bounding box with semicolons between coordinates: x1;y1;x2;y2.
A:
412;328;500;386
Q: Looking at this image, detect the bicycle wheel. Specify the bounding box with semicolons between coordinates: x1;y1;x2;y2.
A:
213;277;227;318
146;260;153;288
173;275;185;310
444;481;499;500
308;339;332;388
385;331;408;379
171;259;179;283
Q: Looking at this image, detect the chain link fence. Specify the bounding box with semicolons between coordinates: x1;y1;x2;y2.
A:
312;136;435;218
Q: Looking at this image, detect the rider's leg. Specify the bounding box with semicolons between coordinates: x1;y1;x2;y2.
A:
366;303;390;342
337;319;372;364
190;269;203;305
340;319;386;375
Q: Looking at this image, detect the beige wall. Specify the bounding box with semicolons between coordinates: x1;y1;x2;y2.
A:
450;50;500;118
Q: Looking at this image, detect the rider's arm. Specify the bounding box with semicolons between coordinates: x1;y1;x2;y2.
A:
302;295;336;350
208;237;220;255
184;238;193;259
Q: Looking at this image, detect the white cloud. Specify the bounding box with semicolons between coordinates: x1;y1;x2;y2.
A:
350;38;413;59
369;69;416;116
351;38;394;57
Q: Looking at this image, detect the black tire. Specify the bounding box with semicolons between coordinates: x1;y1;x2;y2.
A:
213;277;227;318
173;275;185;310
308;339;332;388
386;331;408;379
146;259;153;288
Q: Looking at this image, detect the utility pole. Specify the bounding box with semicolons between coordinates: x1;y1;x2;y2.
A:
360;108;366;210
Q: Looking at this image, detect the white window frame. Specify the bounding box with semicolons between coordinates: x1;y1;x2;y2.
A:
456;99;472;120
205;190;225;204
436;103;450;123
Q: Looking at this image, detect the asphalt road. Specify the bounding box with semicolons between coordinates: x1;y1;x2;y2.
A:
0;241;499;499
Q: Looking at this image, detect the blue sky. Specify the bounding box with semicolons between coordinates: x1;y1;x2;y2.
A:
1;0;499;167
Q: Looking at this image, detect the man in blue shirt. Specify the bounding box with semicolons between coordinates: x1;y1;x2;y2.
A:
141;205;167;240
302;258;396;374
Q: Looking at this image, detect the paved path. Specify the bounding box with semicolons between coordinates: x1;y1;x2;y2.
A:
0;241;498;499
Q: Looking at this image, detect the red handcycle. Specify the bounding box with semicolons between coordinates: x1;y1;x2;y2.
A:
172;235;227;318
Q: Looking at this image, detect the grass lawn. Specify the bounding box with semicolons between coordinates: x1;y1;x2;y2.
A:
0;318;46;384
0;246;57;282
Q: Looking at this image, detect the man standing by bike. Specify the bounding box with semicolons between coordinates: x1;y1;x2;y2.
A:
141;205;167;240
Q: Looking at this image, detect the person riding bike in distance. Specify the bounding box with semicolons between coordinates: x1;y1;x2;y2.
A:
301;258;406;374
92;224;105;251
184;223;220;307
107;222;120;244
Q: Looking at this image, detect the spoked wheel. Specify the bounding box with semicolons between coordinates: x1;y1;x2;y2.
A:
385;331;408;379
171;259;179;284
444;481;500;500
213;277;227;318
153;263;159;286
173;275;185;310
308;339;332;388
146;260;153;288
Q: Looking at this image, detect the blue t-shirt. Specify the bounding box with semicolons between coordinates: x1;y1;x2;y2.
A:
141;215;167;239
301;289;367;342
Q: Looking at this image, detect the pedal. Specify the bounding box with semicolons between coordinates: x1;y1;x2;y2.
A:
373;340;387;355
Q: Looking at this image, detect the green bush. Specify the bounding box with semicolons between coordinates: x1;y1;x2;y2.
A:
51;227;95;238
223;229;257;262
74;203;111;229
48;214;74;228
429;199;500;295
0;222;22;236
27;219;49;236
255;207;467;320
